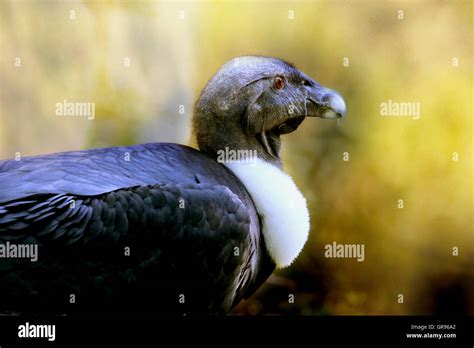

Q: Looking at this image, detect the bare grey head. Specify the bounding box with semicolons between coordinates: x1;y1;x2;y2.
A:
193;56;346;166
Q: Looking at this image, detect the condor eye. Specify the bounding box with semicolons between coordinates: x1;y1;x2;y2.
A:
274;76;285;90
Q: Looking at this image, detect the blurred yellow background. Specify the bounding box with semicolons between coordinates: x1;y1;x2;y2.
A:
0;0;472;315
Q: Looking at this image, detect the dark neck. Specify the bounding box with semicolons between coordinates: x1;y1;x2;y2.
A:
193;108;283;168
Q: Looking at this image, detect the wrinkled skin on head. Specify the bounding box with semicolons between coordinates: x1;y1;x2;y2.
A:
193;56;346;166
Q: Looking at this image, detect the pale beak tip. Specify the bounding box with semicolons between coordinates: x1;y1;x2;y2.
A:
323;90;346;118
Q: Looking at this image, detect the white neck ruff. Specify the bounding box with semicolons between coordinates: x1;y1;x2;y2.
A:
225;159;310;268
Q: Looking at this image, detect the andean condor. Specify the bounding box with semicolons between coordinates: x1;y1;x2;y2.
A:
0;56;346;314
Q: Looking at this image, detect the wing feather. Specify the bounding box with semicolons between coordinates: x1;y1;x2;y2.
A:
0;183;257;313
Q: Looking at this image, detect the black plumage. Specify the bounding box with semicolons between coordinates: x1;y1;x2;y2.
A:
0;144;273;313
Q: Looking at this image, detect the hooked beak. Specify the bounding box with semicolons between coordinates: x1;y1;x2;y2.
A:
305;82;346;119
